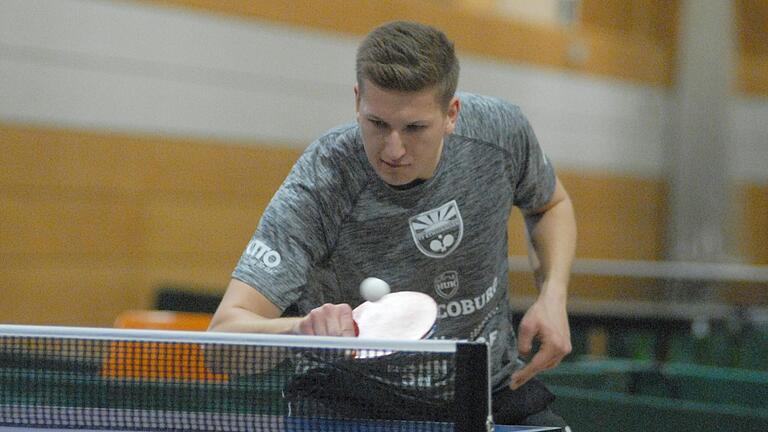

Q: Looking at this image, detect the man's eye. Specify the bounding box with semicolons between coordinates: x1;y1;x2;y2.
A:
370;119;386;128
406;124;425;132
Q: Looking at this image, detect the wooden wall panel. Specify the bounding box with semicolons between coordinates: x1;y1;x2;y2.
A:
0;195;144;257
0;123;302;326
735;0;768;95
742;183;768;265
507;173;670;261
724;178;768;304
0;126;300;196
144;141;299;198
0;127;151;193
740;54;768;95
143;197;264;257
563;172;669;301
581;0;634;33
576;27;670;86
581;0;678;44
142;258;237;294
559;172;668;261
737;0;768;58
0;261;145;326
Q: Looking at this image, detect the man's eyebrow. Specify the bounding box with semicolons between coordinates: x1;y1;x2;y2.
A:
364;115;430;126
365;114;386;122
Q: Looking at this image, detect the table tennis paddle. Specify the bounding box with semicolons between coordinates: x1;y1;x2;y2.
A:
352;291;438;358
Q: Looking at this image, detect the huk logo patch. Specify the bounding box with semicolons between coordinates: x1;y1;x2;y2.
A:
434;271;459;299
409;200;463;258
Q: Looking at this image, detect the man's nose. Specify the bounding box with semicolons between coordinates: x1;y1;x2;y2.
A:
382;130;406;160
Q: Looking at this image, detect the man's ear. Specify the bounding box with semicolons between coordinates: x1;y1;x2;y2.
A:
444;96;461;134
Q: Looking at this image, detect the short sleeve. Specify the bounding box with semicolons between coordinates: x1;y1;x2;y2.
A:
232;172;328;311
232;126;364;311
507;113;556;211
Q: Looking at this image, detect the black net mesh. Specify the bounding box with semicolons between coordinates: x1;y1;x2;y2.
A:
0;328;484;431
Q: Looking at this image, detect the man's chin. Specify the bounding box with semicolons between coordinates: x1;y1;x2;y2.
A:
375;170;411;186
379;173;412;186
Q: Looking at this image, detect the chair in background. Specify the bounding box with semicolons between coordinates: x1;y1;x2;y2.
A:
107;310;224;382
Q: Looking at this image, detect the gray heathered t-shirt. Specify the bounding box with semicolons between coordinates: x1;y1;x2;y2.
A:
233;93;556;391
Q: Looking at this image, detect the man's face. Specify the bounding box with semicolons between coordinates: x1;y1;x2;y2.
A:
355;80;459;186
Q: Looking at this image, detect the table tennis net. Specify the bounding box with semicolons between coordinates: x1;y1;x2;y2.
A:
0;326;490;432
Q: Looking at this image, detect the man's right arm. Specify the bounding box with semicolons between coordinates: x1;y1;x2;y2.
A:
208;279;356;337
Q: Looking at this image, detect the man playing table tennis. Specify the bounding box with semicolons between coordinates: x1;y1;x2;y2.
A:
209;21;576;428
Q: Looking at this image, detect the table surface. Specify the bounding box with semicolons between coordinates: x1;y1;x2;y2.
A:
0;424;560;431
1;401;561;432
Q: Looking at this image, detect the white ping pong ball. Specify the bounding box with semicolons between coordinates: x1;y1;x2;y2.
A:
360;277;390;302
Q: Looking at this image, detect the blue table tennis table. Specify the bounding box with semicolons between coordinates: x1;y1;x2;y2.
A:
0;401;562;432
0;425;558;432
0;408;560;431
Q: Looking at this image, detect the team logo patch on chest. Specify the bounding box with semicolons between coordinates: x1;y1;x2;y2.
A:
434;271;459;299
409;200;463;258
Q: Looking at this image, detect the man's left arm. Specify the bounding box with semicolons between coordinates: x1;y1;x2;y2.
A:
510;176;576;390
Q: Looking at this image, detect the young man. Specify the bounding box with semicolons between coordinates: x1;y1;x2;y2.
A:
210;21;576;428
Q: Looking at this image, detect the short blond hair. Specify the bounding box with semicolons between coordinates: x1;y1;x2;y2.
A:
356;21;460;110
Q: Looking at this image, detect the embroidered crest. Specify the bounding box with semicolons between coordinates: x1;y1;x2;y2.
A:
409;200;463;258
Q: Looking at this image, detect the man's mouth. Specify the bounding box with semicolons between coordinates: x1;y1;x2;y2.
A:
382;160;408;168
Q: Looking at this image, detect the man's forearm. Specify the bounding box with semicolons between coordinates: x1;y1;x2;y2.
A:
524;188;576;301
208;306;300;335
